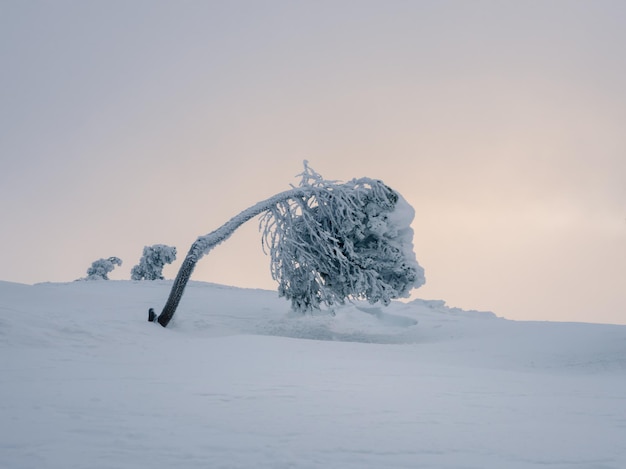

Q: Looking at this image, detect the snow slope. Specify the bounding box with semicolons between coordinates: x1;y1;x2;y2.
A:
1;280;626;469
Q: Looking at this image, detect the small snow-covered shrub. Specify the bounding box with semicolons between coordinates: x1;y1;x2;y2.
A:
131;245;177;281
84;257;122;280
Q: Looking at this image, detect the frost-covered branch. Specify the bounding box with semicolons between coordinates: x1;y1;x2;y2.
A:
155;187;310;327
260;162;424;311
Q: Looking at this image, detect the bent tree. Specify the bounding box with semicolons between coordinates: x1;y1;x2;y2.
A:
152;162;425;327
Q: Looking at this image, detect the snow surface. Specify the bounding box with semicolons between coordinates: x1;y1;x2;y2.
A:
1;279;626;469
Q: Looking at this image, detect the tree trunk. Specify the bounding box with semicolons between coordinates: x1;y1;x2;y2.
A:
156;187;307;327
156;256;198;327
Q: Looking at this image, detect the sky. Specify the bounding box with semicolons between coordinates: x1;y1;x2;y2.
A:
1;0;624;325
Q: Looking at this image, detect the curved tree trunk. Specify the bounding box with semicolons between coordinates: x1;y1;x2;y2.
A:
156;187;308;327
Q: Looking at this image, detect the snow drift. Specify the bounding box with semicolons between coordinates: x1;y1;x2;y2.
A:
1;280;625;469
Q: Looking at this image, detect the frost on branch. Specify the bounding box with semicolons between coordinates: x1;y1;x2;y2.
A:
84;257;122;281
131;244;177;280
260;162;425;312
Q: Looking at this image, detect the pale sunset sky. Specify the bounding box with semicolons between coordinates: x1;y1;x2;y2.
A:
1;1;624;324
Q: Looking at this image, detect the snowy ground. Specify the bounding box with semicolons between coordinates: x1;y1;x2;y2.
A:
1;280;626;469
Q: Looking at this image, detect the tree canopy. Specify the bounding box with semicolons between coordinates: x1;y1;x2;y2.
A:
260;163;424;311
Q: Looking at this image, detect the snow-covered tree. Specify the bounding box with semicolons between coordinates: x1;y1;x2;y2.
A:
84;257;122;280
153;162;425;327
131;245;177;281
